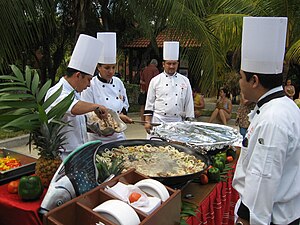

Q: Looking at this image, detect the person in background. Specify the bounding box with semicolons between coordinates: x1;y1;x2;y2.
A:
193;87;205;118
235;92;255;138
81;32;132;145
233;17;300;225
45;34;108;160
284;78;295;100
138;59;159;121
208;87;232;125
144;41;194;134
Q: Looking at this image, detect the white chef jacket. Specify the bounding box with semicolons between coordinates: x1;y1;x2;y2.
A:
45;77;87;154
144;72;194;123
81;75;129;144
232;86;300;225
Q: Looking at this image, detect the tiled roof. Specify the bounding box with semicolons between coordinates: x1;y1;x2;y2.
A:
123;30;201;48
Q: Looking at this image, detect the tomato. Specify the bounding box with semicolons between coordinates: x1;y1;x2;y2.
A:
226;156;234;163
200;173;209;185
129;192;141;203
7;180;20;194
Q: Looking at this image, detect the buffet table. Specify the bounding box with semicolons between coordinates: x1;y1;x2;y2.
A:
182;170;239;225
0;184;46;225
0;179;239;225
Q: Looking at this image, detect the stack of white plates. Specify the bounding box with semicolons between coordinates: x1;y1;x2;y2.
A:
93;199;140;225
135;179;170;202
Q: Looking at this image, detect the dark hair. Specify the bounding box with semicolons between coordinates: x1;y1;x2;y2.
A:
66;67;90;77
66;68;79;77
244;71;283;89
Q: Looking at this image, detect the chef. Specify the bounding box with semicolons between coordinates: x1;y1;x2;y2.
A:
81;32;132;144
45;34;108;160
144;41;194;134
233;17;300;225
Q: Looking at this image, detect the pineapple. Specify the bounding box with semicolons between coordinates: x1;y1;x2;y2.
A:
33;123;69;186
0;65;73;187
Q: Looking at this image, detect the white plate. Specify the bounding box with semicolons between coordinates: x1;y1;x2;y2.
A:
135;179;170;202
93;199;140;225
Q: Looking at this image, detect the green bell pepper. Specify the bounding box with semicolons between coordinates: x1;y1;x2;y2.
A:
208;167;221;183
18;175;44;201
216;152;227;161
213;155;226;164
213;159;225;172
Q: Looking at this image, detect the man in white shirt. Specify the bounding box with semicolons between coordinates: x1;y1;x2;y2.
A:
45;34;108;160
144;41;194;134
233;17;300;225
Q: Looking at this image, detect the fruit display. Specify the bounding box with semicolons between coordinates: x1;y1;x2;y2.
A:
0;156;21;171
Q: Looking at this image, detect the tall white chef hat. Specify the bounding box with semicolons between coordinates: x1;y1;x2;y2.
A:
68;34;102;76
97;32;117;64
163;41;179;60
241;17;288;74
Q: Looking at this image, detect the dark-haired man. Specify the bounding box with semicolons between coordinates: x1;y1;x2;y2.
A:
233;17;300;225
144;42;194;134
45;34;108;160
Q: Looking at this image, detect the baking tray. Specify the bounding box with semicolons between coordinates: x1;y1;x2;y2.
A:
0;147;36;185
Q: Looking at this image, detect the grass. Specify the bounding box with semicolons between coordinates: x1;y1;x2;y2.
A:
0;129;28;140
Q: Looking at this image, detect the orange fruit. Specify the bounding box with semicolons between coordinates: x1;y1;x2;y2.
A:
129;192;141;203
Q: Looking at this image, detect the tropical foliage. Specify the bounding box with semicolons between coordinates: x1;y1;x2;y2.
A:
0;65;73;148
0;0;300;95
0;65;75;186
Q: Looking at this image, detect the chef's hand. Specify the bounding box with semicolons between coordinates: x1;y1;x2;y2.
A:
144;122;152;134
94;105;108;119
119;114;133;123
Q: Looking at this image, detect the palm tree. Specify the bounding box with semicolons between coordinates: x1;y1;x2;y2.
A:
1;0;300;94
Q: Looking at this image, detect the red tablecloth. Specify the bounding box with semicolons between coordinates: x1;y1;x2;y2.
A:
185;178;239;225
184;161;239;225
0;183;46;225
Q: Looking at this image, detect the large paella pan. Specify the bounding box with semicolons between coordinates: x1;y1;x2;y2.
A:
96;139;210;187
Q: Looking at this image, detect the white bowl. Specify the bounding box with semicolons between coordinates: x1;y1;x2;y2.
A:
135;179;170;202
93;199;140;225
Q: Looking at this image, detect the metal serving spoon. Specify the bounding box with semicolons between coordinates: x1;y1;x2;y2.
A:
131;120;162;126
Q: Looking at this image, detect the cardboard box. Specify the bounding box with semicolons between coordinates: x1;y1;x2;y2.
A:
44;169;181;225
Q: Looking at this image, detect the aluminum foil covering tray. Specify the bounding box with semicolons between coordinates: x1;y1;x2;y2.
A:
152;121;242;152
0;148;36;185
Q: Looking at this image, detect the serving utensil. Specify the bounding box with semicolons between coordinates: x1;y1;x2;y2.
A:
131;120;161;126
95;108;115;136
